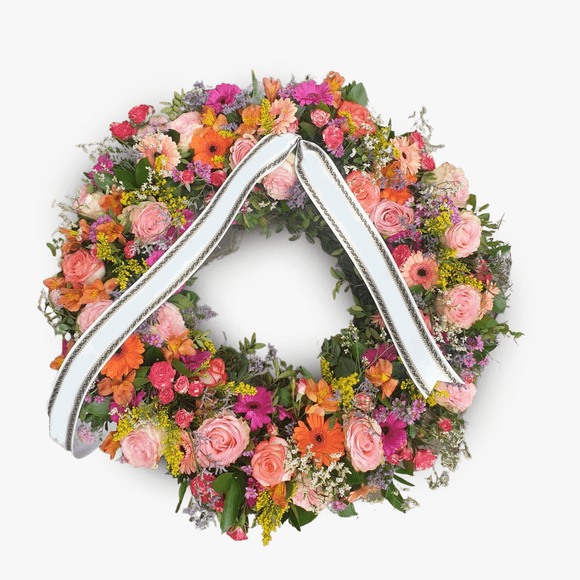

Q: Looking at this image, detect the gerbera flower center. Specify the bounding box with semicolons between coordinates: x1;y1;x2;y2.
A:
417;268;427;277
307;92;321;103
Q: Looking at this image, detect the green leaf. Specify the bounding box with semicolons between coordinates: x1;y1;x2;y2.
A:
167;128;181;145
212;472;234;494
175;479;188;513
171;359;192;377
337;503;358;518
143;346;164;365
493;293;507;314
93;172;114;192
384;483;405;512
135;157;152;187
346;82;368;106
288;505;318;530
113;167;137;190
220;472;246;533
393;475;415;487
335;356;357;378
299;121;317;140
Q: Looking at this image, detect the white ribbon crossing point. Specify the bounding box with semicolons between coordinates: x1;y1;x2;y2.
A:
48;133;462;458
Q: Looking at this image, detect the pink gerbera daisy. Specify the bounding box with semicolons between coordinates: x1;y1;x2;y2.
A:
136;133;180;175
233;386;273;431
400;251;439;290
391;136;421;176
270;97;298;134
293;80;333;106
379;412;407;456
205;83;242;113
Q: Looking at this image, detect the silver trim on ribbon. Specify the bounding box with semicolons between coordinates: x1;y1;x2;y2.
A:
48;134;461;458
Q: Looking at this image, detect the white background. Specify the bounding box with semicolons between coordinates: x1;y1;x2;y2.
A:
2;1;578;578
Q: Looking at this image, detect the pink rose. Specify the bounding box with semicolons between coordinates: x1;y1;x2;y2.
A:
433;162;470;207
370;200;415;236
262;159;296;200
322;125;344;150
190;472;224;510
120;422;164;468
229;135;257;169
130;202;172;243
409;131;425;149
174;375;190;395
150;303;187;341
438;418;453;432
211;170;226;187
353;393;374;413
199;358;228;387
148;361;176;390
346;170;381;213
174;409;195;429
442;211;482;258
227;526;248;541
128;104;154;124
338;101;376;138
167;111;202;152
435;381;477;413
344;414;384;472
413;449;437;471
77;300;113;334
194;413;250;468
159;387;174;405
72;185;105;219
251;436;292;487
124;240;137;259
310;109;330;127
188;380;205;397
421;153;436;171
62;249;106;289
436;284;482;329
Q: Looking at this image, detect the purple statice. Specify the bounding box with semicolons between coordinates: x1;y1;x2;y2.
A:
247;354;265;375
391;396;412;423
205;83;242;114
285;182;307;209
234;387;273;431
218;121;239;132
265;343;278;362
189;160;212;182
184;81;209;110
410;399;426;423
293;80;333;106
277;81;297;100
366;462;395;490
89;216;113;243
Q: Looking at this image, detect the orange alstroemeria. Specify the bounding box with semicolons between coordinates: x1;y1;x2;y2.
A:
57;287;85;312
263;77;281;103
365;358;399;399
324;71;345;108
99;189;124;217
43;276;67;291
100;432;121;460
94;220;125;244
60;219;90;255
270;482;289;508
380;161;417;205
50;339;75;370
162;332;196;362
79;278;118;305
304;378;339;416
236;104;261;135
98;369;136;406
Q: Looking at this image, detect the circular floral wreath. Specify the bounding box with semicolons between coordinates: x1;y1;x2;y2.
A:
41;72;519;544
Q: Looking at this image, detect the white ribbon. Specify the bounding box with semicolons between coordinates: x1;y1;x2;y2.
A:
48;133;461;458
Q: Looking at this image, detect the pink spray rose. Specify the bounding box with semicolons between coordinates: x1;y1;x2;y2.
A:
251;436;292;487
344;414;384;472
120;422;164;468
433;162;470;207
322;125;344;150
128;104;154;124
310;108;330;127
194;413;250;468
130;202;172;243
62;249;106;289
227;526;248;541
442;211;482;258
370;200;415;236
77;300;113;334
346;170;381;213
436;284;482;329
413;449;437;471
148;361;176;390
262;158;296;200
174;375;190;395
229;135;257;169
174;409;195;429
435;381;477;413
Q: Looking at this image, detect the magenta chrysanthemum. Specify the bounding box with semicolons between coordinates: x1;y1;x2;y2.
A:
293;80;333;106
233;386;273;431
379;412;407;456
205;83;242;113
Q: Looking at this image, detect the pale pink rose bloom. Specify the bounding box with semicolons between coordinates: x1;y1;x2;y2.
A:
370;200;415;236
62;249;106;289
262;158;297;200
436;284;482;329
150;302;187;341
73;184;105;219
433;162;470;207
229;134;257;169
344;414;384;472
167;111;203;152
346;170;381;213
435;381;477;413
174;376;190;395
292;476;329;513
442;211;482;258
479;283;500;319
120;422;165;469
130;201;172;243
77;300;113;334
251;436;293;487
195;413;250;468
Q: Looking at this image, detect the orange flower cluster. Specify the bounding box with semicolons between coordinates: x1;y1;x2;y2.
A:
43;276;118;312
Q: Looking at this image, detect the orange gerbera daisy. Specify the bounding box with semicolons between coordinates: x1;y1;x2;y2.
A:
293;414;344;467
100;334;145;381
365;358;398;399
189;127;233;168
